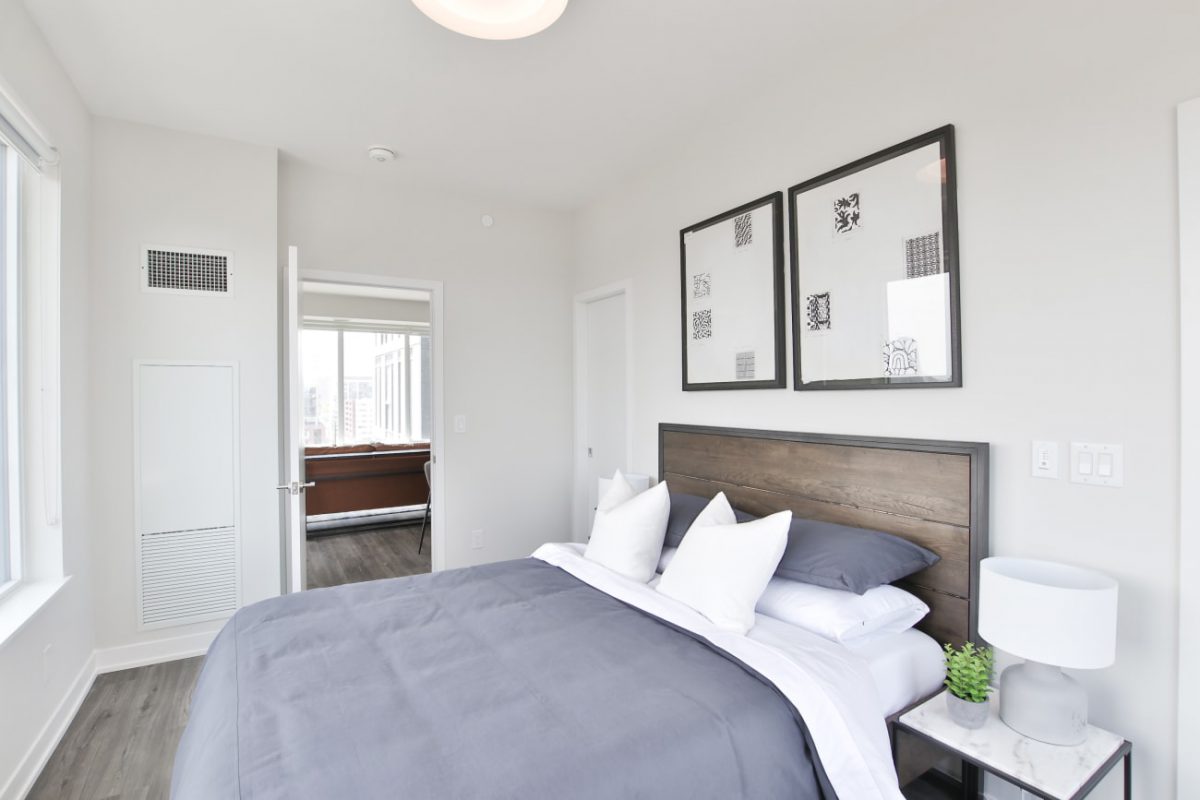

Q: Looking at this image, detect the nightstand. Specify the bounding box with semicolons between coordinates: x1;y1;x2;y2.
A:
894;690;1131;800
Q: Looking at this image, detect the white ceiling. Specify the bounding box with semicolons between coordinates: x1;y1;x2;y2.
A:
22;0;945;209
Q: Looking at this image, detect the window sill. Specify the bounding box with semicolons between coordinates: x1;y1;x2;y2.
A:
0;575;71;653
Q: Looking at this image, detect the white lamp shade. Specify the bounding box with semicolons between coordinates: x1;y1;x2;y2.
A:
412;0;569;40
979;557;1118;670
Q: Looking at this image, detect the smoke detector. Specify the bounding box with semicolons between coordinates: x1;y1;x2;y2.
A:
367;146;397;163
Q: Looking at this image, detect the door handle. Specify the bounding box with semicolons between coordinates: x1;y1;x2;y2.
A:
276;481;317;495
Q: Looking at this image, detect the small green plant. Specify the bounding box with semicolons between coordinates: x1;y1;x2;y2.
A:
943;642;994;703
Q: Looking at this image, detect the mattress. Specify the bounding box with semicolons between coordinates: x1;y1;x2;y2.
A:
845;628;945;717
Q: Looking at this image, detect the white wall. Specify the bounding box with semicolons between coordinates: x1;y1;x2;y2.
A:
280;160;574;568
88;118;280;652
1178;96;1200;795
301;292;429;324
0;0;94;795
574;2;1199;798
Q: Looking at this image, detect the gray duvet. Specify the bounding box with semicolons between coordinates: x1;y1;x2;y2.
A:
172;557;836;799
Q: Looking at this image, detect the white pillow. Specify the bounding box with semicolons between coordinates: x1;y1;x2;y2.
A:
655;546;677;574
755;578;929;643
584;471;669;583
656;499;791;634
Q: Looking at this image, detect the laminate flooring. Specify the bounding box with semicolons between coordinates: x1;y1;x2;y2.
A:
27;657;203;800
305;523;431;590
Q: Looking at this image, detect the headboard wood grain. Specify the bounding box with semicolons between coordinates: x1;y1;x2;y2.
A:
659;424;989;647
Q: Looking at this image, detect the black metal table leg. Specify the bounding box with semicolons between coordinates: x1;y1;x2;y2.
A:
961;762;981;800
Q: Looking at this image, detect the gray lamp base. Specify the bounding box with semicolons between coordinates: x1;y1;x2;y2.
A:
999;661;1088;745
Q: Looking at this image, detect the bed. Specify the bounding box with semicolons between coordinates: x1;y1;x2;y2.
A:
171;424;988;799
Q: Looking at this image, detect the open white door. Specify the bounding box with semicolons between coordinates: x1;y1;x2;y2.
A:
280;245;311;593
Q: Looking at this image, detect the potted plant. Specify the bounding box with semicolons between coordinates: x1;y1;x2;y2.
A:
943;641;994;729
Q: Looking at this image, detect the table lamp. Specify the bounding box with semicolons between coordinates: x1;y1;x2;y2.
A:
979;557;1118;745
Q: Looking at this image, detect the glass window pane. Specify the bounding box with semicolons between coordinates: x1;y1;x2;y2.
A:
300;328;338;446
344;331;405;445
409;334;431;443
370;334;407;443
0;143;8;584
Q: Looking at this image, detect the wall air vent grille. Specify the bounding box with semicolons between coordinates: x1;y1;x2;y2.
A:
139;527;238;627
143;246;232;294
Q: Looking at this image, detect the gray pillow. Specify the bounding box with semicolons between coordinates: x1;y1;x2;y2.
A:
664;491;754;548
666;490;939;593
776;518;940;594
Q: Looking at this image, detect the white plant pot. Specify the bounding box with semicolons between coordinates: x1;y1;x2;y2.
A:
946;692;990;729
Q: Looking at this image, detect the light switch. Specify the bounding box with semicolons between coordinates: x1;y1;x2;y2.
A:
454;415;467;433
1031;441;1059;479
1070;442;1123;487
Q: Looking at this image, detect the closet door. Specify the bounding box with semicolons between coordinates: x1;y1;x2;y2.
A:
135;361;239;628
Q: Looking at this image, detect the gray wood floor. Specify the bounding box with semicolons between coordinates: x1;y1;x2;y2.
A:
28;656;203;800
306;523;431;589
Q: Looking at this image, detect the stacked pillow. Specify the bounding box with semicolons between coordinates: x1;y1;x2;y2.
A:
583;470;670;583
656;493;791;634
664;490;940;594
660;489;939;641
583;478;938;641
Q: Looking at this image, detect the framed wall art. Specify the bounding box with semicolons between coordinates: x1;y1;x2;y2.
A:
788;125;961;390
680;192;786;391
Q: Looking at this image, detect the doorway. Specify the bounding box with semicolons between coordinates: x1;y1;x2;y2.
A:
281;253;445;592
573;281;634;541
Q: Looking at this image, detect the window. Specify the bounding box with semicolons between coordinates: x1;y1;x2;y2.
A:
0;141;11;587
0;83;63;605
301;325;431;447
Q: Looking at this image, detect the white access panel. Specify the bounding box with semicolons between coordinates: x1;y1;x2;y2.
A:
135;362;240;628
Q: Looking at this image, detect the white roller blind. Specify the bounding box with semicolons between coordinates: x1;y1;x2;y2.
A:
0;80;57;170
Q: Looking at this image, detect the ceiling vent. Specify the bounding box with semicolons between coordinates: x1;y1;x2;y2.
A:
142;245;233;295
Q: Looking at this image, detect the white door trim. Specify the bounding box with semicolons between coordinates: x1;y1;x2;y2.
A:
1178;97;1199;796
292;269;447;574
572;280;634;542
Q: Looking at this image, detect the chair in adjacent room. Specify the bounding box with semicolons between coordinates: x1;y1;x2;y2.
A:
418;460;431;553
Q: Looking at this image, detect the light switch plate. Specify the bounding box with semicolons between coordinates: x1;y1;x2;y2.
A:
454;414;467;433
1070;442;1123;487
1031;440;1059;479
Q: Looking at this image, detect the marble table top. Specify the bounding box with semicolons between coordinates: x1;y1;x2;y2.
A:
898;689;1126;799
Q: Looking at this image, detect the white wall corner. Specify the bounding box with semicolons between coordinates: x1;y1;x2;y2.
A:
0;652;95;800
1177;95;1200;798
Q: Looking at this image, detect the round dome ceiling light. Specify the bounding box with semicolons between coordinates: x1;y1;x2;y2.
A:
367;146;397;163
411;0;569;40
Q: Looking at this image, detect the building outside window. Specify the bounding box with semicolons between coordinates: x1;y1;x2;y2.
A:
301;324;431;448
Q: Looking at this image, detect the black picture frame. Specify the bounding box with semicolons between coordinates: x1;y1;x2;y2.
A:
788;125;962;391
679;192;786;391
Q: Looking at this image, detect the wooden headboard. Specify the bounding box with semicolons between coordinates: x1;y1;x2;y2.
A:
659;424;989;647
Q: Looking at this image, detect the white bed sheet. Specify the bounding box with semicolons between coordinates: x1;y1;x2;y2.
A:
845;628;945;717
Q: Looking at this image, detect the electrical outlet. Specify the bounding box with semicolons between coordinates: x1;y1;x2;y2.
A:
470;529;484;550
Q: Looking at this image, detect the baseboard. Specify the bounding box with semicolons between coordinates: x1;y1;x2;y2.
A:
1;652;95;800
93;629;217;674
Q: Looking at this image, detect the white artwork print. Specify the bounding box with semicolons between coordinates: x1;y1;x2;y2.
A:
794;143;948;384
684;203;777;384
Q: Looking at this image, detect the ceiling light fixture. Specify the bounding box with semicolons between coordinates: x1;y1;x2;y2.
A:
411;0;569;40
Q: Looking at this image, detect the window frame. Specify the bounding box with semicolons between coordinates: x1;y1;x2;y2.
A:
300;320;431;448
